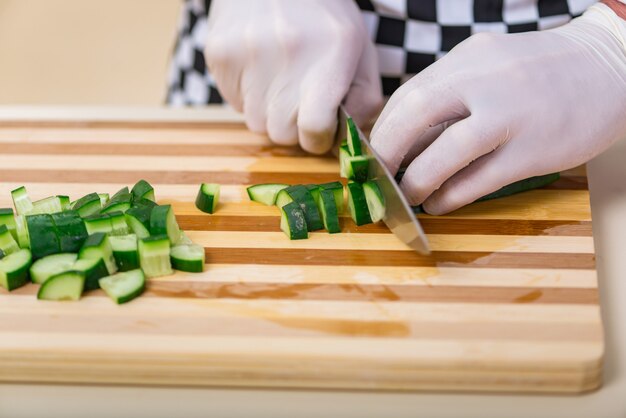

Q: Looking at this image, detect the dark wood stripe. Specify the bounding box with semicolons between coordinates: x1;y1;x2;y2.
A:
204;248;596;269
144;281;598;305
177;215;592;236
0;143;314;158
0;170;341;185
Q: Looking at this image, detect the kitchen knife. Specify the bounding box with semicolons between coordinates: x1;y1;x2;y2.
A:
337;107;430;254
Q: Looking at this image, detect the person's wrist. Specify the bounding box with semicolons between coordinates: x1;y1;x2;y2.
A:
602;0;626;20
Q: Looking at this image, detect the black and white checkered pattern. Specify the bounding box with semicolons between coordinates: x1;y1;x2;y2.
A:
167;0;595;105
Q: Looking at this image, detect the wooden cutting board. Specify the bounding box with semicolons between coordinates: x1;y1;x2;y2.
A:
0;116;603;394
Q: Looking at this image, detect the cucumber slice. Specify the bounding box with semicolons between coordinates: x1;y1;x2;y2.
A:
284;185;323;231
275;189;294;208
246;183;289;206
476;173;561;202
29;252;78;285
280;201;308;240
99;269;145;304
26;214;61;259
79;232;117;275
176;230;193;245
125;205;152;239
132;198;157;210
11;186;33;215
170;244;205;273
37;270;84;301
15;215;30;249
149;205;180;244
339;144;351;179
0;208;17;241
346;117;362;156
363;180;386;223
101;192;132;214
58;195;71;211
31;196;64;214
305;184;321;205
72;257;109;291
346;155;372;183
317;189;341;234
0;248;32;291
131;179;155;202
138;235;172;278
195;183;220;214
347;181;372;226
0;225;19;255
51;210;88;252
319;182;345;214
109;234;139;272
84;214;113;235
108;211;130;236
111;187;130;200
98;193;110;206
72;193;102;218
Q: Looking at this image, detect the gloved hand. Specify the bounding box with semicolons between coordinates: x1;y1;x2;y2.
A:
370;4;626;214
204;0;383;154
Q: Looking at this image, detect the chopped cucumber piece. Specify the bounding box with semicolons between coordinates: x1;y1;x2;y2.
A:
319;182;344;214
51;210;88;253
72;193;102;217
72;257;109;291
132;198;157;210
11;186;33;215
305;184;321;205
31;196;64;214
246;183;289;206
275;189;294;208
363;180;386;223
138;235;172;278
111;187;130;199
58;195;71;211
339;144;351;179
99;269;145;304
347;181;372;226
29;252;78;285
170;244;205;273
0;225;19;255
37;270;85;301
108;211;130;236
0;248;32;291
346;117;362;156
98;193;110;206
176;230;193;245
0;249;4;260
195;183;220;214
101;191;132;214
84;214;113;235
317;189;341;234
476;173;562;202
125;205;152;239
150;205;180;244
15;215;30;249
79;232;117;275
346;155;372;182
280;202;308;240
26;214;61;259
131;179;155;202
284;185;323;231
0;208;17;241
109;234;139;272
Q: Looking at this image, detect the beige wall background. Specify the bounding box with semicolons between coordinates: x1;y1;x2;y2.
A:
0;0;182;105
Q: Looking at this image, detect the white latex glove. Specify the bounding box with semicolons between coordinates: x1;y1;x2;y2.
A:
371;4;626;214
204;0;383;154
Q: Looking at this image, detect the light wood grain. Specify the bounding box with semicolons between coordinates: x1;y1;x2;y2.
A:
0;119;603;394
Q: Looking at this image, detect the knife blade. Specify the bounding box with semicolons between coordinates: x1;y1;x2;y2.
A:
337;107;430;254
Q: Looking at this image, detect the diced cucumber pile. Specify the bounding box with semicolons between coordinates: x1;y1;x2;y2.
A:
246;117;386;240
0;180;205;304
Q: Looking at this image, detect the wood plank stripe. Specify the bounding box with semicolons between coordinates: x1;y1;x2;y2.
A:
190;231;595;254
178;215;593;236
203;248;596;269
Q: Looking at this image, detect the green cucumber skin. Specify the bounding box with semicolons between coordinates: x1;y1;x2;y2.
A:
285;185;324;231
347;157;371;183
73;193;102;217
80;258;109;291
26;214;61;259
346;117;362;156
37;271;85;301
281;202;308;240
319;182;345;214
246;184;289;206
131;180;155;202
347;182;372;226
0;208;18;241
149;205;179;243
100;270;146;304
125;206;152;238
305;184;321;205
318;189;341;234
111;187;130;201
170;257;204;273
52;211;88;253
0;249;32;291
113;250;140;272
195;191;215;214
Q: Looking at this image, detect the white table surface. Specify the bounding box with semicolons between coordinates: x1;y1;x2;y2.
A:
0;107;624;418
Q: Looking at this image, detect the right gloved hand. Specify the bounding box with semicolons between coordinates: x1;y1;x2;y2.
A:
204;0;383;154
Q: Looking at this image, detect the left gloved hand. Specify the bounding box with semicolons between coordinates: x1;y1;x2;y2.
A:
370;4;626;215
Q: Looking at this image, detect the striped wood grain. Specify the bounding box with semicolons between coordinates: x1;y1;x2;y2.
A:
0;120;603;394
